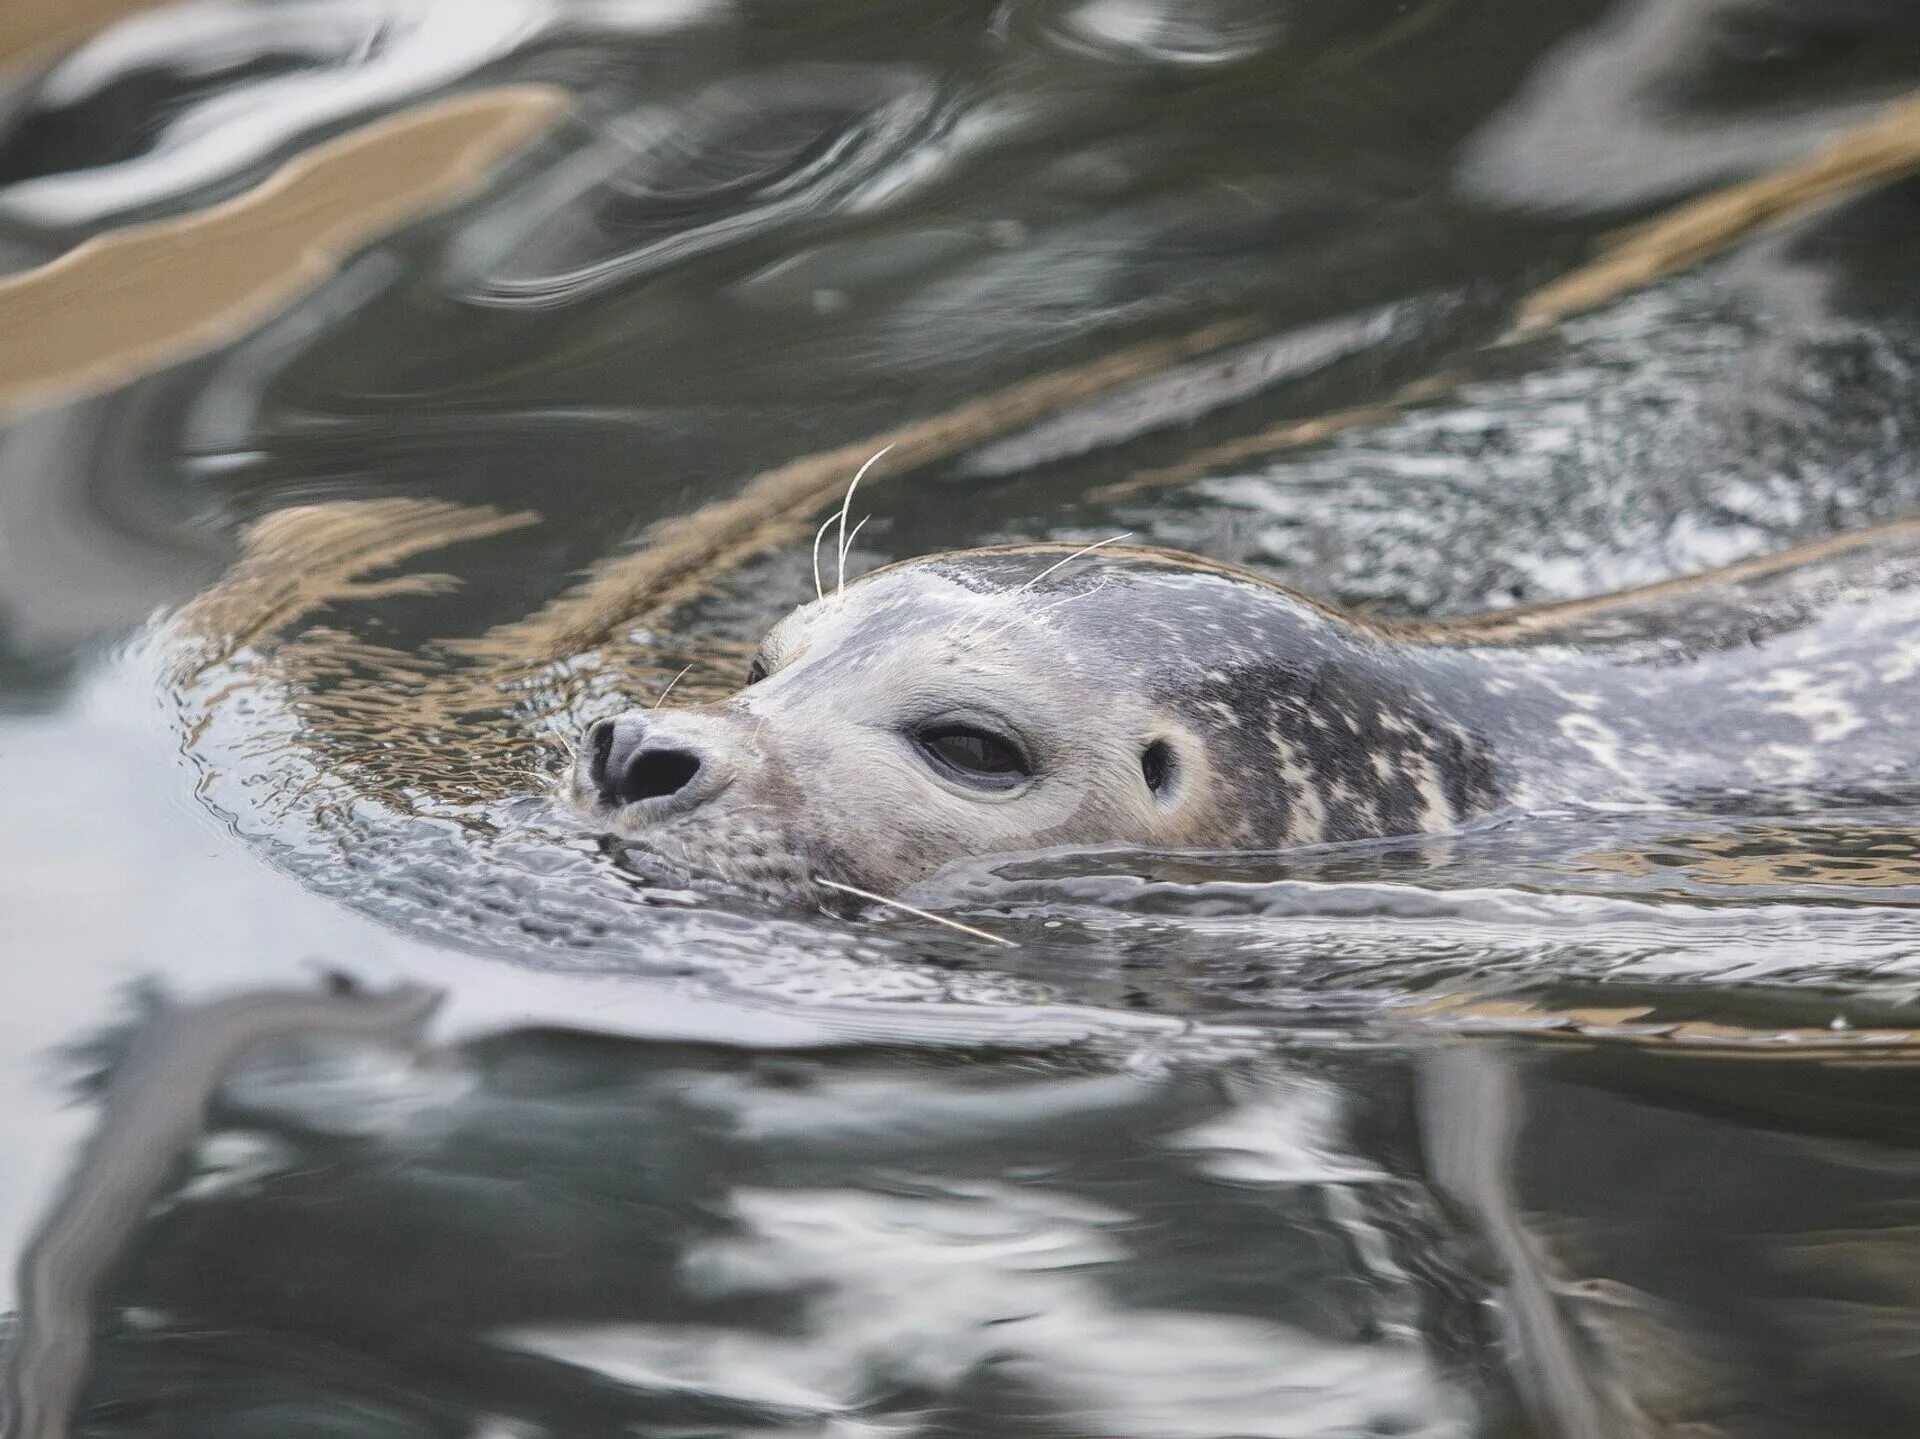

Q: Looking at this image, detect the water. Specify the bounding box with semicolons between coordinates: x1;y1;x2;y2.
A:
5;0;1920;1434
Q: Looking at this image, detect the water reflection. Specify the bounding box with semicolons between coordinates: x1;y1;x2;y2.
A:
8;985;1475;1436
18;983;1920;1435
2;983;441;1439
1459;0;1920;212
8;0;1920;1432
0;0;720;230
1036;0;1289;68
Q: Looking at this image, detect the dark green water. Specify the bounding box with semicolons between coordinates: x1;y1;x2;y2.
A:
6;1;1920;1434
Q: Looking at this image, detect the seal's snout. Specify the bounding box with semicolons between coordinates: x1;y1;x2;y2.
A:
586;715;708;810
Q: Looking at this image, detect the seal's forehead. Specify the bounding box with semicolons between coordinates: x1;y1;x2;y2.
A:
757;564;990;665
827;552;1155;633
849;548;1207;608
905;547;1210;595
758;556;1118;670
759;545;1334;672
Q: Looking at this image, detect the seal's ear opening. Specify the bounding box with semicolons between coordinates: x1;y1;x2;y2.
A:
1142;739;1174;796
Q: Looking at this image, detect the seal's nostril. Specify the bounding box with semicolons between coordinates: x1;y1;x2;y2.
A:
586;715;705;808
616;748;701;805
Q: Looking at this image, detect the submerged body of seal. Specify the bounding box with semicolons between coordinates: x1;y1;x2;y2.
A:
568;522;1920;905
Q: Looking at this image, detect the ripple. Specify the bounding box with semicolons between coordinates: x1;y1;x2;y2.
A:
1038;0;1290;68
1167;258;1920;616
443;62;956;307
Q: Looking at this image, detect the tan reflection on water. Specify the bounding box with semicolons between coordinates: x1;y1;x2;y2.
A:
0;85;566;416
167;499;540;687
1404;993;1920;1062
166;498;554;807
0;0;162;72
1578;824;1920;892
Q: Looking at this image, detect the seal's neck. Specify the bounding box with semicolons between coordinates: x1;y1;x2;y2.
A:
1409;577;1920;808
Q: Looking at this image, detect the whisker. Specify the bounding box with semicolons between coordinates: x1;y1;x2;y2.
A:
541;730;581;789
810;514;838;602
837;515;871;596
971;575;1113;649
814;876;1018;948
956;532;1132;641
1009;532;1133;597
652;663;695;709
835;444;895;596
1027;574;1112;620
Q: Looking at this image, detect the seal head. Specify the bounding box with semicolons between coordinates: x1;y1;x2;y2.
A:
568;547;1500;903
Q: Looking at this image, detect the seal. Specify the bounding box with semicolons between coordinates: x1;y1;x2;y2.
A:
568;520;1920;905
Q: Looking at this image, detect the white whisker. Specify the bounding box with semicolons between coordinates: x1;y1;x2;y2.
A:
837;515;871;595
1010;533;1133;597
810;514;838;602
956;532;1132;641
835;444;894;596
814;876;1018;947
1028;573;1112;618
971;575;1113;648
652;663;694;709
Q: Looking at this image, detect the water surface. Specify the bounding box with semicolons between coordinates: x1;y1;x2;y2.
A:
6;1;1920;1434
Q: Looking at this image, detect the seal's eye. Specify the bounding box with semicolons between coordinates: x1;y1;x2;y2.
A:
1142;739;1174;794
745;658;769;686
915;723;1029;788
